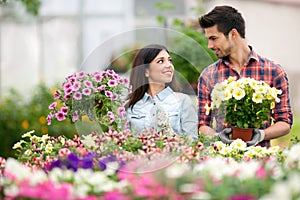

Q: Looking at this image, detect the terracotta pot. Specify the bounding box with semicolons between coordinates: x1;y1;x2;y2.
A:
231;127;253;142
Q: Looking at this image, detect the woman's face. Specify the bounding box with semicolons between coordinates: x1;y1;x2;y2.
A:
145;49;174;85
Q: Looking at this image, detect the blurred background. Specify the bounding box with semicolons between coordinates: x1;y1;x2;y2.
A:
0;0;299;158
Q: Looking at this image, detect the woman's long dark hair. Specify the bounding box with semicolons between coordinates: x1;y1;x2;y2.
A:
125;44;180;109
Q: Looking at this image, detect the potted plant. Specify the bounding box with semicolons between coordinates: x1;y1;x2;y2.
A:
205;76;282;141
47;70;129;133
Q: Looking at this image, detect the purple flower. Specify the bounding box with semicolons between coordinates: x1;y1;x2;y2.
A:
63;153;80;171
76;71;85;80
73;92;82;100
56;111;66;121
93;73;103;82
72;82;81;91
60;107;68;114
47;114;52;125
108;80;117;87
82;88;91;96
108;112;115;122
118;107;126;118
110;93;118;100
72;110;79;122
98;155;117;170
63;83;72;90
68;76;76;83
64;87;73;95
107;69;115;76
54;90;61;99
98;85;106;91
48;102;57;109
84;80;93;88
105;91;112;97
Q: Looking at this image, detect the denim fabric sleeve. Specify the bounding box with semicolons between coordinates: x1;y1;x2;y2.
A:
179;94;198;140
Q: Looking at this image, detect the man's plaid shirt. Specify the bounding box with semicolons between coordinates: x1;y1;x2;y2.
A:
197;46;293;147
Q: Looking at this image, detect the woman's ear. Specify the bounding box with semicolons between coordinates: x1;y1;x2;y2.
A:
145;69;149;77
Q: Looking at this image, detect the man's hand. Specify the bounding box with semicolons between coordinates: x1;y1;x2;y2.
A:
246;129;265;146
218;128;233;144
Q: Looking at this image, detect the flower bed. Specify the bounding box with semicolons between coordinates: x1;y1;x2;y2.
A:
1;70;299;199
1;129;300;200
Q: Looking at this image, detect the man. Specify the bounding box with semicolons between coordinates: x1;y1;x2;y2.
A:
197;5;293;147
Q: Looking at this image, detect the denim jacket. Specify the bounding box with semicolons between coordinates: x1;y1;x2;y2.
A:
126;87;198;140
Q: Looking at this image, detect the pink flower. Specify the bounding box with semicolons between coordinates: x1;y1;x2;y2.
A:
72;82;81;91
108;80;117;87
56;111;66;121
72;110;79;122
82;88;91;96
117;107;126;118
73;92;82;100
48;102;57;109
60;107;68;114
98;85;106;91
110;93;118;100
256;165;267;179
105;91;112;98
77;71;85;80
93;73;103;82
0;157;6;168
84;80;93;88
59;148;71;157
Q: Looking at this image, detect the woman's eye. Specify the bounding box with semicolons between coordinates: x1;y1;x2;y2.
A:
157;60;163;64
169;58;173;63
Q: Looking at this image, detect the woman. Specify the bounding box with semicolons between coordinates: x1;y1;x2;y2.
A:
126;44;198;140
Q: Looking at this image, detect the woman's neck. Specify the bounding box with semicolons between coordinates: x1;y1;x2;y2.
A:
147;83;165;98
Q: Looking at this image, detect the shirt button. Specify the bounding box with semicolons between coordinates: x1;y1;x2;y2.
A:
153;103;156;105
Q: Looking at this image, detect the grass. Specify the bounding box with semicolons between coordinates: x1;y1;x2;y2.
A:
271;113;300;148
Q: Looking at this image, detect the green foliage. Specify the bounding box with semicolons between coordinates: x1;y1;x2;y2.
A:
0;0;41;16
0;83;76;158
155;1;218;91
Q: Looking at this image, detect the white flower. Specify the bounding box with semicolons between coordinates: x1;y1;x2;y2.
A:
230;139;247;150
252;92;264;103
82;134;96;149
232;87;245;100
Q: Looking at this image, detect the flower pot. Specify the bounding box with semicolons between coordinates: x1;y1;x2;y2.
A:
231;127;253;142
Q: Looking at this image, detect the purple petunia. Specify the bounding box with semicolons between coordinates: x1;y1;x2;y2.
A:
72;110;79;122
117;107;126;118
76;71;85;80
108;80;117;87
60;107;68;114
73;92;82;100
84;80;93;88
56;111;66;121
105;91;112;98
110;93;118;100
82;88;91;96
93;73;103;82
48;102;57;109
64;87;73;95
98;85;106;91
72;82;81;91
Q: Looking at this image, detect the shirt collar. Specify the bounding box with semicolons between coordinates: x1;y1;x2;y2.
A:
142;86;173;103
221;45;259;66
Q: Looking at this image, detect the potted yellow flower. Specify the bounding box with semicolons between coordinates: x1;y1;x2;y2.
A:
205;76;282;141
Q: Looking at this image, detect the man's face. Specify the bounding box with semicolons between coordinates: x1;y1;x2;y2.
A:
204;25;233;58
